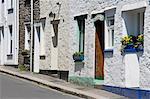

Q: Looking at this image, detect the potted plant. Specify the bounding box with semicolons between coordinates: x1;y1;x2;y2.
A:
135;34;144;51
21;49;30;64
121;34;144;53
21;49;30;56
73;51;84;62
121;35;136;52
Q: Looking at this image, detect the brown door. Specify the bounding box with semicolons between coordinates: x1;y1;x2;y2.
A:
95;20;104;80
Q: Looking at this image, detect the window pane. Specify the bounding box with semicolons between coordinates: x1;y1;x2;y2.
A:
107;17;114;48
78;19;85;52
137;13;140;35
109;19;114;26
112;29;114;46
10;40;12;53
9;25;13;54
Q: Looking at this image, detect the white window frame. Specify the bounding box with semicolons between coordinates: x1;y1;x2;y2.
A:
107;17;114;48
104;8;116;50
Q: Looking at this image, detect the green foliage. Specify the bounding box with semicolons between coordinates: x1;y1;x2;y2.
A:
73;51;84;56
21;49;30;55
120;34;144;52
69;76;94;86
18;65;29;71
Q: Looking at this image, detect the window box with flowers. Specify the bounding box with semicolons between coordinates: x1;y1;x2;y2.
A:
73;52;84;62
121;34;144;53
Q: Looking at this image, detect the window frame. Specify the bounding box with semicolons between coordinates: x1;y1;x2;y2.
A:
9;25;13;54
106;16;115;49
74;15;87;53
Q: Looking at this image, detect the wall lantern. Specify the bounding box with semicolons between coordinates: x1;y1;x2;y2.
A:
49;12;56;20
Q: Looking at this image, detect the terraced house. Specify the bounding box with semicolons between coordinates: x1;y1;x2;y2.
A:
0;0;19;66
1;0;150;97
19;0;40;71
67;0;150;90
38;0;150;90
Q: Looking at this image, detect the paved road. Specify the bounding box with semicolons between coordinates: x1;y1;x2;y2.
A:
0;73;81;99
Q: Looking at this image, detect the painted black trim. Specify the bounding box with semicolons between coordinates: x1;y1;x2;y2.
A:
8;8;13;14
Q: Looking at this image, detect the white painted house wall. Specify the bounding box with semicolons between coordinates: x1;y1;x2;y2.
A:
0;0;19;66
36;0;150;89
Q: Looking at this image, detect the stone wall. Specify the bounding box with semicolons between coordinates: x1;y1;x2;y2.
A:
19;0;40;65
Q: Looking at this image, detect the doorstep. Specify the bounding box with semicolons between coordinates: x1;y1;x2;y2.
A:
94;79;104;85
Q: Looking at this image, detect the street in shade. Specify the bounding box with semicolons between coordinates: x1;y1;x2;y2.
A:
0;73;82;99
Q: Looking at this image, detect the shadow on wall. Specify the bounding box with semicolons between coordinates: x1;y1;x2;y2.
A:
74;62;84;72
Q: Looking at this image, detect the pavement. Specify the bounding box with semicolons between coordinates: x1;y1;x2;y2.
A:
0;66;127;99
0;73;81;99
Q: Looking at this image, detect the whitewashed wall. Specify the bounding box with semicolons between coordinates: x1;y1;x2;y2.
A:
40;0;70;70
0;0;19;65
40;0;150;89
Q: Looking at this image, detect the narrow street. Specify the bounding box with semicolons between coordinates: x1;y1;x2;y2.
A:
0;73;81;99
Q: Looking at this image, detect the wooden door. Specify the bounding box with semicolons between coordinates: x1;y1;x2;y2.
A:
95;20;104;80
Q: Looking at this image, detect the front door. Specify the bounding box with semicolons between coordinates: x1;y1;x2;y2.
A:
95;20;104;80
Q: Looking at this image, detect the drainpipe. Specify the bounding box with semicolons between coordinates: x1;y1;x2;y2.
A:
30;0;33;72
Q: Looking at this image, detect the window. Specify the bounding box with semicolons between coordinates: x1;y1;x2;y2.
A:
78;19;85;52
0;26;4;40
105;8;116;49
74;15;87;53
25;0;30;6
137;12;144;35
9;25;13;54
10;0;13;8
25;24;31;50
107;16;115;48
36;26;41;42
8;0;13;14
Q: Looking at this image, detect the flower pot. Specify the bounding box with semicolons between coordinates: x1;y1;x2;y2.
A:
123;47;137;53
125;44;134;49
73;55;84;61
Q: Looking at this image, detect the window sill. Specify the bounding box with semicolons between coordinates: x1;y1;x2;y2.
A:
7;54;13;60
40;55;46;60
104;48;113;53
8;8;13;14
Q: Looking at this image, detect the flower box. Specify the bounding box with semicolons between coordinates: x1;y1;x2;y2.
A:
73;51;84;62
124;48;137;53
73;54;84;61
121;34;144;53
22;50;30;56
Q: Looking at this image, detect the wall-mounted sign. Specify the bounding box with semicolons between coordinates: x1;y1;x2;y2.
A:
93;14;105;22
